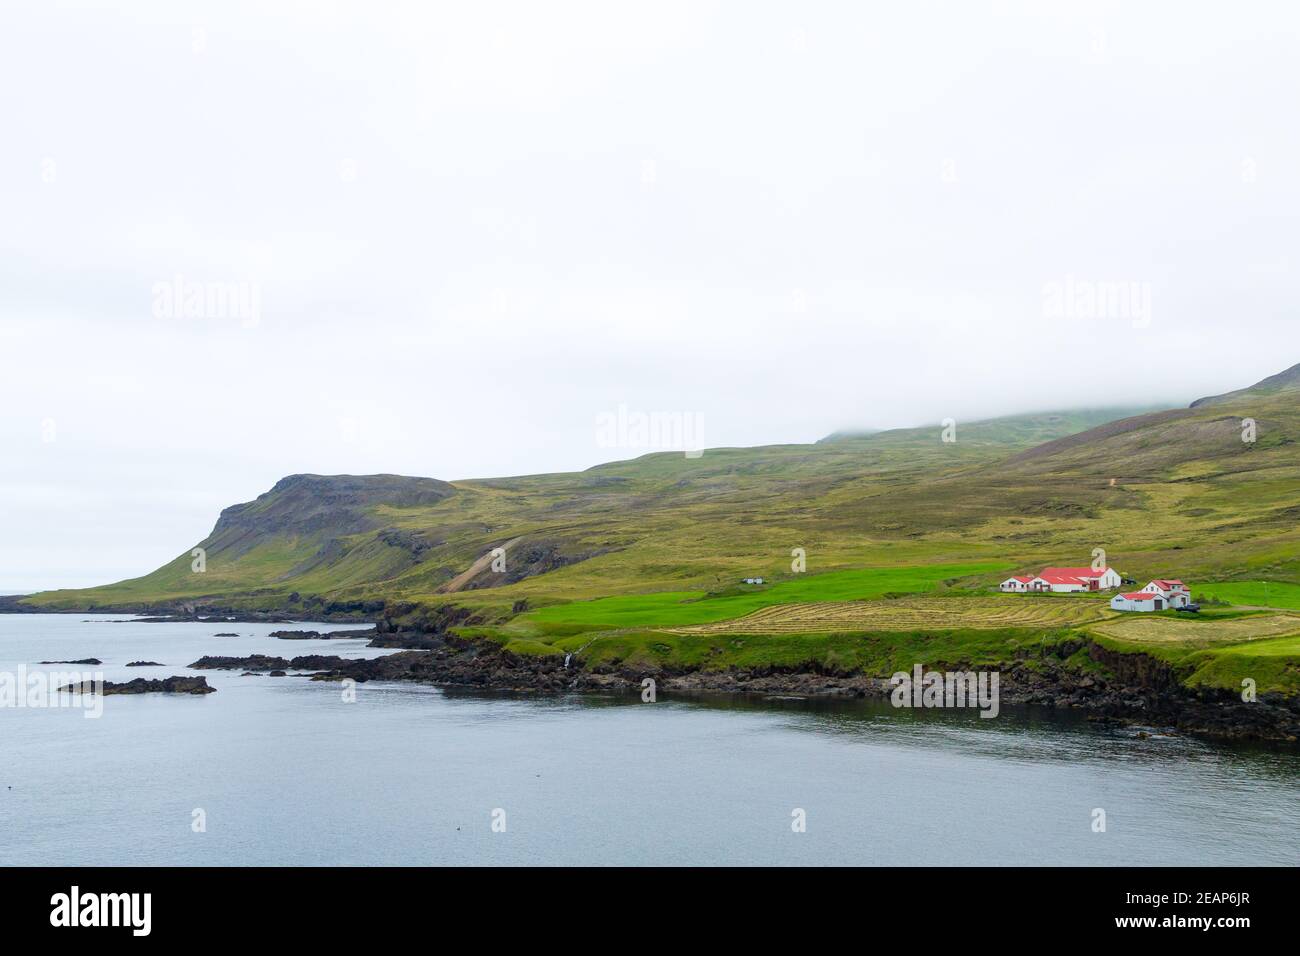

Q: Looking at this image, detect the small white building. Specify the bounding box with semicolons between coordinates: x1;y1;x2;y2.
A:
999;575;1036;592
1142;579;1191;608
1110;591;1165;612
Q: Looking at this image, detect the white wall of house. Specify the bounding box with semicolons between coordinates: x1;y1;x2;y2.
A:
1045;579;1090;593
999;578;1028;592
1110;594;1164;612
1093;568;1122;589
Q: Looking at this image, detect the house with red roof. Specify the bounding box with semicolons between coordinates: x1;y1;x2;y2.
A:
998;575;1037;592
1141;579;1191;608
1036;566;1122;592
1000;565;1122;593
1110;591;1165;612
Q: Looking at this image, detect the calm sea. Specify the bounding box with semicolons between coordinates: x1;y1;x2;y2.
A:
2;614;1297;865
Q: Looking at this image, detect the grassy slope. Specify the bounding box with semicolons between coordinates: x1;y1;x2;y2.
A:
28;408;1150;612
21;367;1300;696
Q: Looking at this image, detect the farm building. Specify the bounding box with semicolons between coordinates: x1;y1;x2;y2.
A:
998;575;1037;592
1142;579;1191;608
1001;566;1122;593
1038;566;1122;591
1111;591;1166;612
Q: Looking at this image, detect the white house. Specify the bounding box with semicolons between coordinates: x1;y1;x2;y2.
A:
999;575;1036;592
1142;579;1191;608
1111;591;1165;612
1033;566;1123;593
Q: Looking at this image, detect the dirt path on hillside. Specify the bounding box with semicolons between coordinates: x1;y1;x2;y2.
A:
436;537;524;593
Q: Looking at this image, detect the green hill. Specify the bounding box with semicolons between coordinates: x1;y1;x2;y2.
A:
19;364;1300;697
23;404;1165;613
24;371;1299;616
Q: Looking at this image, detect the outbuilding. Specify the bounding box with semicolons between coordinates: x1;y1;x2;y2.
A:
1110;591;1165;612
999;575;1036;592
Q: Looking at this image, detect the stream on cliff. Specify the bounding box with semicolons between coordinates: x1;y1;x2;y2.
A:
3;614;1298;866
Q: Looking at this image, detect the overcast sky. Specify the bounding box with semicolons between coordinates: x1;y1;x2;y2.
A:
2;0;1298;592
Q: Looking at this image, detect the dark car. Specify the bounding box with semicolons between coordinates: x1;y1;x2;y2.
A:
1176;603;1201;613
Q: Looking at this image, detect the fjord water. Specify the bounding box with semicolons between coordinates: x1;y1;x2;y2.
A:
2;615;1297;866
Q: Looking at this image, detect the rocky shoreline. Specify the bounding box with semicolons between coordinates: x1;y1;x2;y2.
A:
187;632;1300;744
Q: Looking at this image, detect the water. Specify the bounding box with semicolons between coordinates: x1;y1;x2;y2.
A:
2;614;1298;866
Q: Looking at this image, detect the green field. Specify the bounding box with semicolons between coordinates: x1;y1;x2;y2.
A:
514;562;1007;635
539;626;1079;674
674;595;1113;634
1196;581;1300;611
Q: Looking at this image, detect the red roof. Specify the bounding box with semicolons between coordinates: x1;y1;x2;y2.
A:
1039;572;1090;585
1010;575;1035;582
1150;579;1185;588
1120;592;1157;601
1041;566;1111;578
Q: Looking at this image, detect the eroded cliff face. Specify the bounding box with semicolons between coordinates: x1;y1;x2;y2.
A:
207;473;456;560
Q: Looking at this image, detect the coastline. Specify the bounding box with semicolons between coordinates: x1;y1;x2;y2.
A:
7;600;1297;743
190;628;1300;745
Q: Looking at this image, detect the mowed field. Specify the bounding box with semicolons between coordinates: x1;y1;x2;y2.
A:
1089;612;1300;647
513;562;1008;636
672;595;1115;634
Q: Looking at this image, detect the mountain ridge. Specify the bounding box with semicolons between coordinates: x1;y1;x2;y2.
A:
1190;361;1300;408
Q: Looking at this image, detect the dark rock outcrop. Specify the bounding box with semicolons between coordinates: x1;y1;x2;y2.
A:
209;474;456;560
59;676;215;695
0;594;39;613
269;628;375;640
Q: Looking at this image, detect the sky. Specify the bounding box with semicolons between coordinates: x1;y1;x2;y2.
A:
2;0;1298;591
